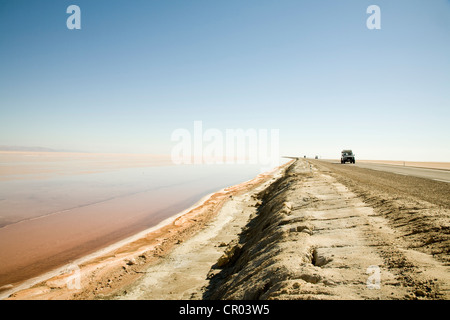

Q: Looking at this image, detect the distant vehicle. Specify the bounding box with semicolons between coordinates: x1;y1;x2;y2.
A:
341;150;355;164
315;156;318;159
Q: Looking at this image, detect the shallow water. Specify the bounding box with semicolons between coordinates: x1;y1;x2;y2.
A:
0;164;261;228
0;155;266;287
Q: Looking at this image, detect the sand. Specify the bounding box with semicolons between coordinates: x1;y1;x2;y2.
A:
115;167;286;300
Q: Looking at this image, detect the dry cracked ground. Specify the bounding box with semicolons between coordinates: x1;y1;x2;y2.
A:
116;159;449;300
203;160;449;300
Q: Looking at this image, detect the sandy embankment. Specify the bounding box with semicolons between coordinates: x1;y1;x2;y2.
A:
4;161;291;300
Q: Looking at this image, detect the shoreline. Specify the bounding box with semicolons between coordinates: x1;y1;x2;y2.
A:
0;191;215;299
3;161;292;300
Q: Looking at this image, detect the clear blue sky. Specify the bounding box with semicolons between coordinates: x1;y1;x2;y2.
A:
1;0;449;161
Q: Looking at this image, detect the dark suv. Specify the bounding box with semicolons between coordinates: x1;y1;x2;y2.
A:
341;150;355;164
